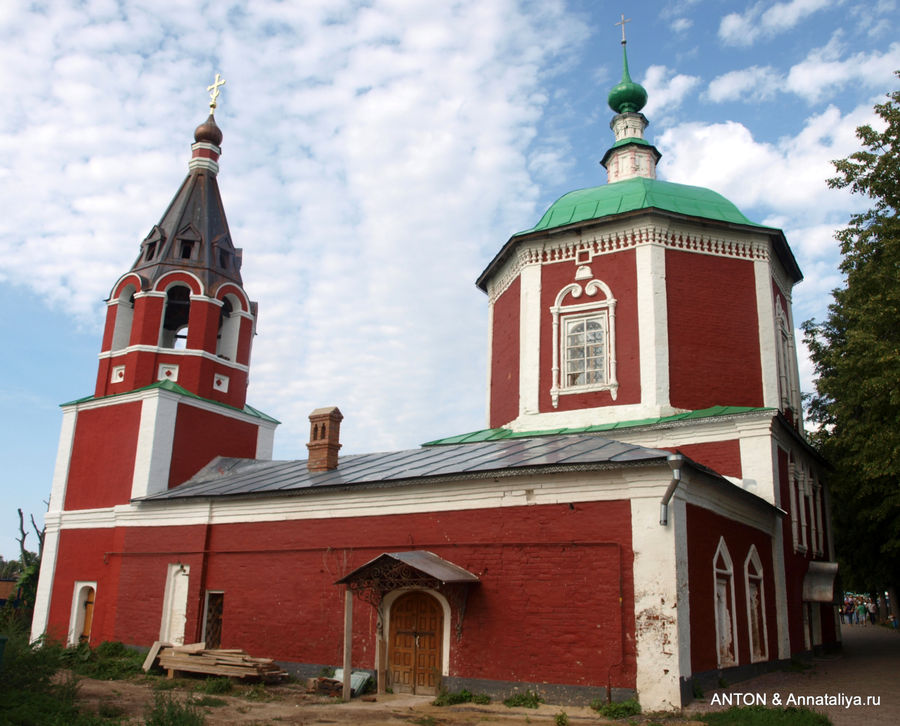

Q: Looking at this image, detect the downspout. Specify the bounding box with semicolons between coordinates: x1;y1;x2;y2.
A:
660;453;684;526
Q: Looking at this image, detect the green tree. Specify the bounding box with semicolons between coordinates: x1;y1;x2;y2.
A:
802;76;900;599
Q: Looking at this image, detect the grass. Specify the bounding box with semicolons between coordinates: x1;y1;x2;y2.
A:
590;697;641;718
62;639;146;680
695;705;831;725
194;676;233;694
144;693;206;726
503;689;543;708
0;612;110;725
432;687;491;706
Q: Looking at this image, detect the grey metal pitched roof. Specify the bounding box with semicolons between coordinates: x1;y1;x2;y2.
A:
139;434;671;503
335;551;480;585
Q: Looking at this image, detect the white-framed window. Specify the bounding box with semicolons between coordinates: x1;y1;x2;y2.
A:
744;546;769;662
550;279;618;407
713;538;738;668
774;298;800;418
67;581;97;646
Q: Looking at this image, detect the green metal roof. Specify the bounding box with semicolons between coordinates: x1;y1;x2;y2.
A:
62;379;280;424
422;405;773;446
517;177;765;236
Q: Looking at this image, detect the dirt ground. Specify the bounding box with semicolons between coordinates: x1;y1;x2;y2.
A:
74;676;705;725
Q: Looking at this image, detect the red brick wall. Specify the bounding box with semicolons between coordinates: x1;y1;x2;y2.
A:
667;251;763;410
64;403;142;510
489;278;521;428
539;251;640;412
685;503;778;673
664;440;742;479
168;404;259;487
50;500;637;689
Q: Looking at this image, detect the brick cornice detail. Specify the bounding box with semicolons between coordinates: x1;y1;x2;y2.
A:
487;223;771;304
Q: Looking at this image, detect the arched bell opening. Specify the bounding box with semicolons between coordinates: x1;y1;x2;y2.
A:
159;284;192;349
110;284;137;352
216;293;241;361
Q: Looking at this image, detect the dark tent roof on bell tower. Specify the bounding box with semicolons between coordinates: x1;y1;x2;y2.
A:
129;106;244;295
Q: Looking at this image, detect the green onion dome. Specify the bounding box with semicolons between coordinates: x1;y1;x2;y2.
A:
607;44;647;114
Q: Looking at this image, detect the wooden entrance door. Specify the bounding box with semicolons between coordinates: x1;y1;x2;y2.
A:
389;591;442;695
80;587;95;643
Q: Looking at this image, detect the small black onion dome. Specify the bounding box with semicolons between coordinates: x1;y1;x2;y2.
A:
194;114;223;146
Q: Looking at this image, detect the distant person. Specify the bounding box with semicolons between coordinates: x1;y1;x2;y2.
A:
857;600;868;626
867;600;877;625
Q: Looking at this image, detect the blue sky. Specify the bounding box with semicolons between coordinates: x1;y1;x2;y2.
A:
0;0;897;559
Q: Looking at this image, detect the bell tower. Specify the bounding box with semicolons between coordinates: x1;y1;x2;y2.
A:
96;76;255;410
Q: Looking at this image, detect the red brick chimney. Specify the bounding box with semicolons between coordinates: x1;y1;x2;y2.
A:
307;406;343;472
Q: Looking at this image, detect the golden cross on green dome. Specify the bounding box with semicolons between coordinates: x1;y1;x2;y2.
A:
615;13;631;44
207;73;226;111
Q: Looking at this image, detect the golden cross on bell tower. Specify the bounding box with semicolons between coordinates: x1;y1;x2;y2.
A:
615;13;631;44
207;73;226;111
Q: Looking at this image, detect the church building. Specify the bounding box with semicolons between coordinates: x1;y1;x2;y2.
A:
32;45;838;711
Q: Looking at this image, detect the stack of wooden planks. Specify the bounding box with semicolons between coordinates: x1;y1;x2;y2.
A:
151;642;287;681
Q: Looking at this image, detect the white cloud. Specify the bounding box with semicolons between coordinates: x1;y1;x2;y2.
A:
786;40;900;103
706;66;782;103
671;18;693;34
719;0;832;46
0;0;585;459
641;65;701;121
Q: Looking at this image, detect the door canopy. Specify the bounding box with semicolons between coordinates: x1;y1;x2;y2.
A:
336;550;479;639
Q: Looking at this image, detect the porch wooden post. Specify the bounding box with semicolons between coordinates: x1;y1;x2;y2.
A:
342;587;353;701
377;629;387;695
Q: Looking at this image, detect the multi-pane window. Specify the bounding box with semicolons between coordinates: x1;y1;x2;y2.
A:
564;314;607;387
550;278;618;407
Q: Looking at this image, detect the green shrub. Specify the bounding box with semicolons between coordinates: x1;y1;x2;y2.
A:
503;689;543;708
144;693;206;726
62;640;145;680
590;697;641;718
555;710;569;726
432;687;491;706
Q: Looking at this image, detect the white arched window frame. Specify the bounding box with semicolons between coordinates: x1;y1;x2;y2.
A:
744;545;769;662
110;283;137;352
713;537;739;668
216;292;247;361
549;279;618;408
774;298;800;416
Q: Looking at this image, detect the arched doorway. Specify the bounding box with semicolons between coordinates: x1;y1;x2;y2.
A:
389;591;443;695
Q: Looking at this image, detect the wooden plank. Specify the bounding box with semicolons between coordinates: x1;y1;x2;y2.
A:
142;641;170;672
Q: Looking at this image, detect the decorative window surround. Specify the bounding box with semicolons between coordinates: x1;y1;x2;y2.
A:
744;546;769;662
713;538;739;668
158;364;179;382
550;279;617;407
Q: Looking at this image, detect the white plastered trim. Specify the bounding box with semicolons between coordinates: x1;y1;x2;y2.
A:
635;242;669;411
98;345;251;374
30;527;60;642
131;394;179;499
519;263;541;416
48;407;78;513
743;545;770;662
67;581;97;646
754;259;779;409
631;495;684;710
713;537;739;668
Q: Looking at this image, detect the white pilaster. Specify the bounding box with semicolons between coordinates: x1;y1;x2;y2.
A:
635;241;670;412
131;393;179;499
30;524;60;641
255;422;277;460
631;495;685;710
519;262;542;416
48;407;78;512
754;258;779;408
